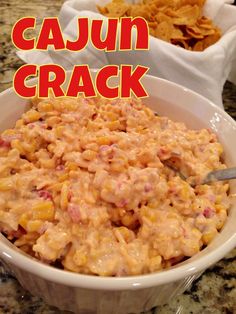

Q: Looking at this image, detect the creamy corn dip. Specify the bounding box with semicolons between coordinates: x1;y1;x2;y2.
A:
0;96;229;276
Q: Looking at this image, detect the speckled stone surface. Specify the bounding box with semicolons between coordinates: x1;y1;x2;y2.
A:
0;1;236;313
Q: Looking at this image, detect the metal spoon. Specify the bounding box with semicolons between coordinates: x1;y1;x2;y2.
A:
201;167;236;185
166;163;236;187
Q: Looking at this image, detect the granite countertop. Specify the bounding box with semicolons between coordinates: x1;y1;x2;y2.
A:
0;1;236;313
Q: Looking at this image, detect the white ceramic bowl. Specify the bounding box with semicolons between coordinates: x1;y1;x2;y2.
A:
0;72;236;314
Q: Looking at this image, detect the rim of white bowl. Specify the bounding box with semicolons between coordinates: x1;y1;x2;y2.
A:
0;233;236;290
0;72;236;291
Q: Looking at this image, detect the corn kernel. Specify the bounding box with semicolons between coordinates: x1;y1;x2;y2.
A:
218;207;227;227
181;185;189;199
215;196;222;204
47;143;56;153
74;250;87;266
58;173;69;182
138;151;152;164
40;158;55;169
46;116;61;127
22;141;36;153
32;201;54;220
202;232;215;245
2;129;16;137
64;102;77;111
149;256;162;272
0;177;13;191
110;163;125;172
19;213;29;229
144;208;156;222
11;139;25;154
27;220;43;232
87;120;100;131
135;125;144;132
121;213;135;227
217;144;223;155
56;126;65;137
139;128;149;134
23;109;41;123
66;162;78;171
110;208;120;222
82;150;97;161
118;208;126;217
103;181;112;191
25;152;37;162
106;112;119;121
52;100;64;111
144;107;153;118
84;192;96;204
215;204;225;212
97;136;111;145
14;232;38;246
117;226;133;242
106;120;120;131
15;119;24;128
85;143;99;152
223;184;229;192
149;213;156;222
37;102;53;112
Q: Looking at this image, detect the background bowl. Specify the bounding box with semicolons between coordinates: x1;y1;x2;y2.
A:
0;72;235;314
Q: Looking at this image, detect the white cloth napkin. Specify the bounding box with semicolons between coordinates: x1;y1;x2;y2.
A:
17;0;236;108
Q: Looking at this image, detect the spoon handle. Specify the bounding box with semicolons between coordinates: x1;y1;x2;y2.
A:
203;167;236;184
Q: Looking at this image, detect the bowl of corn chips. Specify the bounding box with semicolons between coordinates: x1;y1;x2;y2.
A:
96;0;236;107
35;0;233;108
98;0;221;51
0;71;235;314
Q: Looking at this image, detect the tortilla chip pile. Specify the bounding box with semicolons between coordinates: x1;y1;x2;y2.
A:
98;0;221;51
